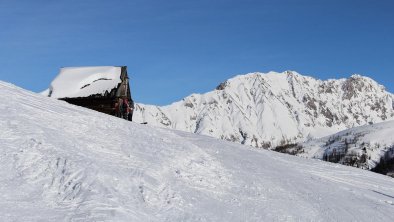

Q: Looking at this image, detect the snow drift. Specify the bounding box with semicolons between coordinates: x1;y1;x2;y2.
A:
1;80;394;221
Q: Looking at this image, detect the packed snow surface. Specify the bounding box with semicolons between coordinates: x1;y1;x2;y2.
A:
46;66;122;98
1;81;394;221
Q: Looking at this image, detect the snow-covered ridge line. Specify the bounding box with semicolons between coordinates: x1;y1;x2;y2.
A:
134;71;393;149
1;80;394;221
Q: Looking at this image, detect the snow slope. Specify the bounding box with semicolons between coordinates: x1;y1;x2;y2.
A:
1;81;394;221
293;120;394;173
134;71;393;148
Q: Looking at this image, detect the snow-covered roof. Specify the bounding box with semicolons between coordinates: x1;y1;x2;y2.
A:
48;66;123;98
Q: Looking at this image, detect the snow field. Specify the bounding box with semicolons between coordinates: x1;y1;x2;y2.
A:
1;81;394;221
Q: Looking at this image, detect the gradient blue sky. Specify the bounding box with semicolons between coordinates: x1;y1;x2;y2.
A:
0;0;393;105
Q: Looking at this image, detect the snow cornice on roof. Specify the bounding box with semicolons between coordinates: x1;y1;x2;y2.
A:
48;66;125;99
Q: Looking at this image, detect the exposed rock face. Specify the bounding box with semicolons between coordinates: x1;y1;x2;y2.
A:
134;71;394;148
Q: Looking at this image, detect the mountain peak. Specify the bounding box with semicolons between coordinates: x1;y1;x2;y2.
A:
284;70;300;76
342;74;386;99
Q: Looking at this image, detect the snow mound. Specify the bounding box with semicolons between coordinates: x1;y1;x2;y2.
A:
1;80;394;221
46;66;122;98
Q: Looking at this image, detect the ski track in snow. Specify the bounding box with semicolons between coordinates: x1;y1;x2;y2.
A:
1;81;394;221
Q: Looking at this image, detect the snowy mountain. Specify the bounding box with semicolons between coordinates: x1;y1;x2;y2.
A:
276;120;394;176
134;71;394;148
2;81;394;221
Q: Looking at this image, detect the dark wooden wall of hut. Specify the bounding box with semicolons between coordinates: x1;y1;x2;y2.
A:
61;97;116;115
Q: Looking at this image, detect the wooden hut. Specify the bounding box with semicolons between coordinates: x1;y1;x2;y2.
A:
45;66;132;115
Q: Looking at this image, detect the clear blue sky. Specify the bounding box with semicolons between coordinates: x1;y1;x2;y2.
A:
0;0;393;105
